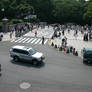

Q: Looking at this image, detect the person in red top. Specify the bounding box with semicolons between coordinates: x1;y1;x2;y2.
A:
35;31;37;37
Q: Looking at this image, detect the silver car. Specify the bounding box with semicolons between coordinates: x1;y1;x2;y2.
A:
10;45;45;65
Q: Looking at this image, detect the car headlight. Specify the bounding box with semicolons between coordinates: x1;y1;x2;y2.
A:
41;56;45;60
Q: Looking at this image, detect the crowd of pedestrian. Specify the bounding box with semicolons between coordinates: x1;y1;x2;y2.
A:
51;24;92;56
52;24;92;42
9;23;34;37
52;24;92;38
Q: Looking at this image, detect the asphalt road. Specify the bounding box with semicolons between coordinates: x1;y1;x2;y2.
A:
0;41;92;92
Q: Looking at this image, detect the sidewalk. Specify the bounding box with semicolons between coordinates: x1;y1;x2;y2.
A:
2;31;16;41
24;26;54;39
50;30;92;57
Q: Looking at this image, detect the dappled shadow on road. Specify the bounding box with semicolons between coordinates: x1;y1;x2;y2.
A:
10;59;45;69
83;62;92;67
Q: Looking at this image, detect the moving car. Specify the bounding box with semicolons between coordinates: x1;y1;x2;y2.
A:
10;45;45;65
83;48;92;64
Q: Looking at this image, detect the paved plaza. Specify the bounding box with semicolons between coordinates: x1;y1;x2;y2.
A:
1;31;16;41
0;25;92;92
24;26;54;38
50;29;92;57
1;26;92;57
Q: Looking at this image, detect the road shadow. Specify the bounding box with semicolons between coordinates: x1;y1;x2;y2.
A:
83;62;92;66
10;59;45;68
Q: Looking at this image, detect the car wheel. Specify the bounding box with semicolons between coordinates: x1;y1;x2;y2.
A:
13;56;19;62
88;61;91;64
83;60;89;64
32;60;38;65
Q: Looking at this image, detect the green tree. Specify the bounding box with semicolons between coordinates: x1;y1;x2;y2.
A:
83;2;92;25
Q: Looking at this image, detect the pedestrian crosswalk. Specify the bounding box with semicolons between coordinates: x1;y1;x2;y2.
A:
10;37;49;45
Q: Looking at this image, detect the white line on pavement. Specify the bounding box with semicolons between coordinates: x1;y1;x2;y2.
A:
14;37;23;42
34;39;41;44
18;38;26;43
44;39;48;44
31;38;37;43
11;39;15;42
39;40;42;44
22;38;30;43
26;38;34;43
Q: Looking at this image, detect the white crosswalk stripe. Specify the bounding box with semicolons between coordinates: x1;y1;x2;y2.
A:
11;39;15;42
34;39;41;44
39;40;42;44
26;38;34;43
10;37;48;45
44;39;48;44
18;38;26;43
31;38;37;43
22;38;30;43
11;37;23;42
15;37;23;42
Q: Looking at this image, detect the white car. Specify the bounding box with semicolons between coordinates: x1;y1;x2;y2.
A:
10;45;45;65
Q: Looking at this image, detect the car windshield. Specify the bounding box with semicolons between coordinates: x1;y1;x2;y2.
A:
29;49;36;55
84;51;92;58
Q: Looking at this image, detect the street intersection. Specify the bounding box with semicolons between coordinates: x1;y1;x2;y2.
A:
0;26;92;92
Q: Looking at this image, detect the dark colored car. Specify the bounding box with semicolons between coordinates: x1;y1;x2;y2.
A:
83;48;92;64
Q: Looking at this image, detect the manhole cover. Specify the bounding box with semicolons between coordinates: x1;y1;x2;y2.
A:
20;82;31;89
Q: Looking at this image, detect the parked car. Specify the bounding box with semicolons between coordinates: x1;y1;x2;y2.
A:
9;45;45;65
83;48;92;64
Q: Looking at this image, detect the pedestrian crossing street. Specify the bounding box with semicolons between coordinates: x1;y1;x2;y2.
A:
10;37;49;45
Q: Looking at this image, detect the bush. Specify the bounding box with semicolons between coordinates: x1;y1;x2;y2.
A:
31;18;40;23
11;19;24;24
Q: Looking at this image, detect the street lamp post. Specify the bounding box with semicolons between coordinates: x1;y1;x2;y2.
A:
1;8;9;33
1;8;5;18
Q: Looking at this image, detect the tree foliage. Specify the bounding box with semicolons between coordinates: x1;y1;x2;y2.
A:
0;0;92;24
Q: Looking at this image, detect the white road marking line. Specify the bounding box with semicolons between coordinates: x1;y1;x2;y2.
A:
39;40;42;44
18;38;26;43
14;37;23;42
26;38;34;43
31;38;37;43
11;39;15;42
22;38;30;43
34;39;41;44
44;39;48;44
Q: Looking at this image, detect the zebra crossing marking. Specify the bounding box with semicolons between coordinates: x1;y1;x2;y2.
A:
26;38;34;43
34;39;41;44
11;39;15;42
18;38;26;43
39;40;42;44
31;38;37;43
44;39;48;44
15;37;23;42
10;37;48;45
22;38;30;43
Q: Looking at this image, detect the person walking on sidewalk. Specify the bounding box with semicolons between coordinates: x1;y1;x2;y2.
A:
10;32;13;39
35;31;37;37
42;36;45;45
64;36;67;47
0;32;4;41
62;30;65;35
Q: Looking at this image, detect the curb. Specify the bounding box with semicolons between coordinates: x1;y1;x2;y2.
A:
2;38;16;42
49;42;81;57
